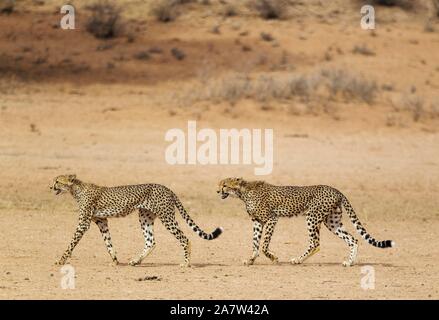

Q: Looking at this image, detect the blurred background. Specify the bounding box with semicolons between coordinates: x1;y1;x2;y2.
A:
0;0;438;299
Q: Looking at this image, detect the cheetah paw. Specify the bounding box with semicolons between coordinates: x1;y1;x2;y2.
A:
179;262;191;268
128;260;140;266
243;259;254;266
55;259;66;266
271;257;279;265
342;261;353;267
109;260;119;266
290;258;302;265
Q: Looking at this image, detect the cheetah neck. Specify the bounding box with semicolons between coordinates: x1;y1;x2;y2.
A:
69;180;90;201
237;181;265;201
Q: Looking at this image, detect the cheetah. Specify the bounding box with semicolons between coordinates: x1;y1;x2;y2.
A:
217;178;394;267
51;174;223;267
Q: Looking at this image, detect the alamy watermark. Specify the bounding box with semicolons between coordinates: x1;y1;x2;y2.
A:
60;5;75;30
361;5;375;30
60;264;75;289
58;3;374;31
360;265;375;290
165;121;273;175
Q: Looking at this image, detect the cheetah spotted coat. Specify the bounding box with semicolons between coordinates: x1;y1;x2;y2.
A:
52;175;222;267
217;178;394;266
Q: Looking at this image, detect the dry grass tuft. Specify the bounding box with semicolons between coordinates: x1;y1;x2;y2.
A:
179;68;379;108
222;4;238;17
150;0;181;22
392;93;425;121
352;44;376;56
248;0;288;20
321;69;378;104
151;0;178;22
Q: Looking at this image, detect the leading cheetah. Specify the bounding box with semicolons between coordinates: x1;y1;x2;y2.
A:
51;174;223;267
217;178;394;266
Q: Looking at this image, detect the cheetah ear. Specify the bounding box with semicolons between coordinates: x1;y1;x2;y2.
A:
67;174;77;183
236;177;245;188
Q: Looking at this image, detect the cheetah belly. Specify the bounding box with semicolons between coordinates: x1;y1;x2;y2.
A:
272;203;306;217
94;205;137;218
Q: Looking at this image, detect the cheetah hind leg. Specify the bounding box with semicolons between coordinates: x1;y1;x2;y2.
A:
129;210;156;266
159;213;191;267
291;215;321;265
324;208;358;267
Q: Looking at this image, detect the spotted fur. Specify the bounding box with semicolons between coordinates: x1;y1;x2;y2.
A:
52;174;223;267
217;178;394;266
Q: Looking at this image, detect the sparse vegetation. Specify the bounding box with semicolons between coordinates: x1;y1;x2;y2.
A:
352;44;376;56
133;51;151;61
424;19;435;32
364;0;413;10
390;93;439;121
210;24;221;34
392;93;428;121
430;99;439;118
86;1;122;39
260;32;274;42
403;94;424;121
433;0;439;17
171;47;186;60
248;0;288;20
321;69;378;104
149;47;163;54
0;0;14;14
0;75;21;95
222;4;238;17
150;0;179;22
179;68;379;108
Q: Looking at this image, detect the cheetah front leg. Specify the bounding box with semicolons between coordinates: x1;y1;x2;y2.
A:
261;217;279;264
94;218;119;266
129;210;156;266
56;216;92;265
243;220;263;266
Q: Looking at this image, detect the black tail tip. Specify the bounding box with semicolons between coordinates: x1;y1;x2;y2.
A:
381;240;395;248
211;227;223;239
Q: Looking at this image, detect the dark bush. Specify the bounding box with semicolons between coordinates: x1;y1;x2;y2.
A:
363;0;413;10
248;0;288;20
151;0;179;22
0;0;15;14
86;1;122;39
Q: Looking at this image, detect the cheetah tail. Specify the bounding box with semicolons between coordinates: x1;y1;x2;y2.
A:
173;195;223;240
341;196;395;249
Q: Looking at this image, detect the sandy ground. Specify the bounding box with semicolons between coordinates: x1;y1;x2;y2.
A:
0;84;438;299
1;0;439;299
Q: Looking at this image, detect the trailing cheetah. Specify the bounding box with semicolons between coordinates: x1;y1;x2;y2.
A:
51;174;223;267
217;178;394;266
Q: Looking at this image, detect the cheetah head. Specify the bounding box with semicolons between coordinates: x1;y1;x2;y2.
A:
217;177;245;199
50;174;77;195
